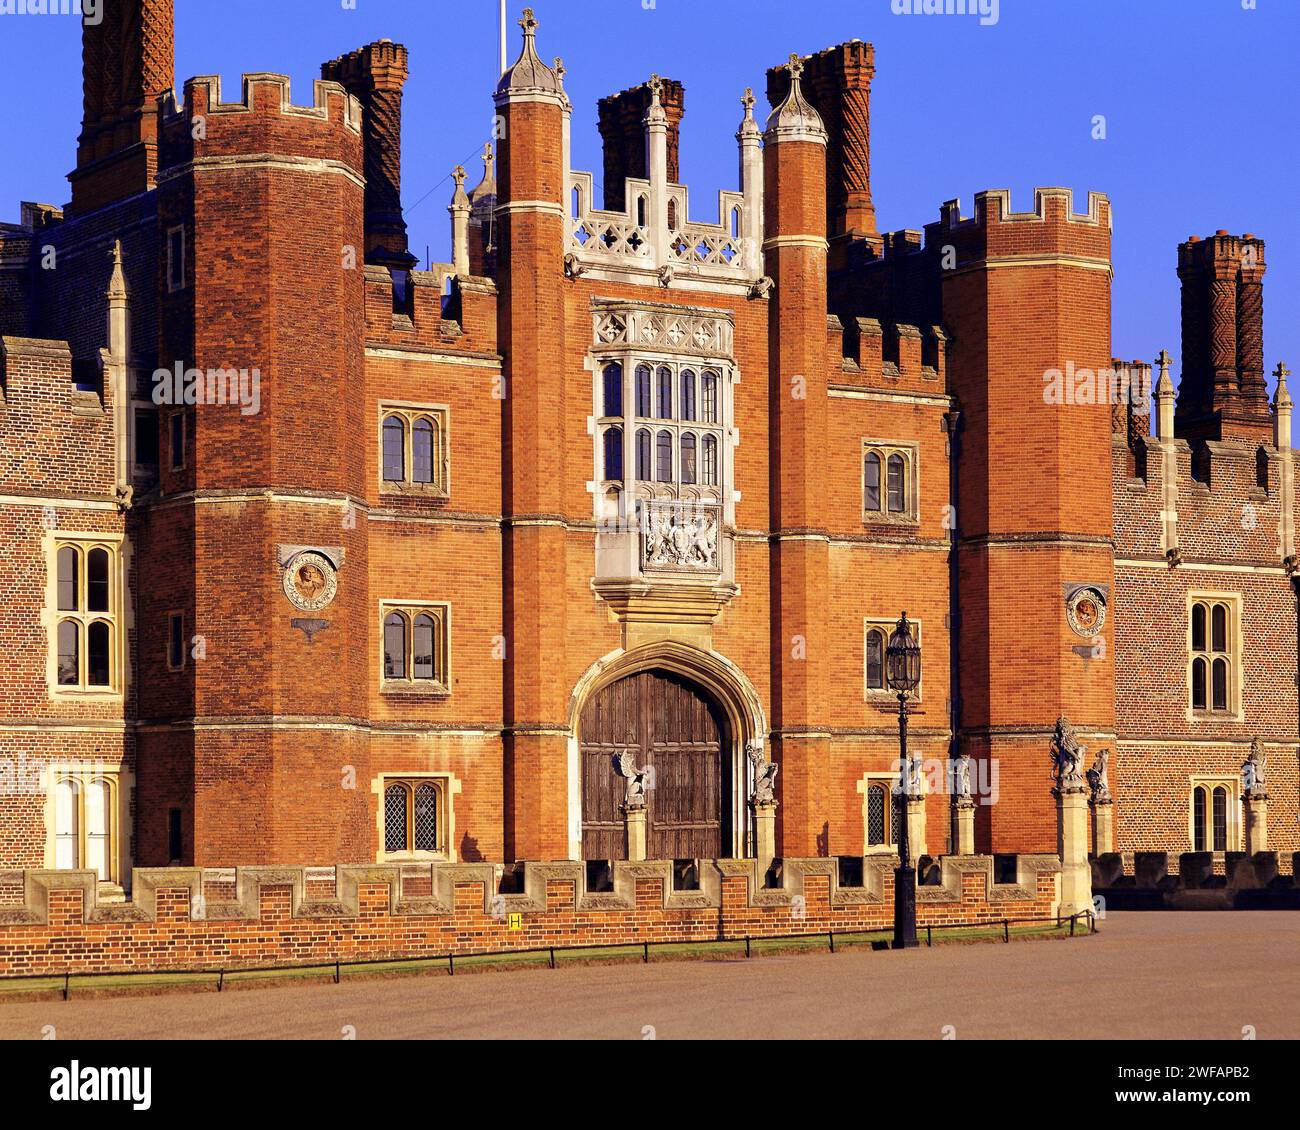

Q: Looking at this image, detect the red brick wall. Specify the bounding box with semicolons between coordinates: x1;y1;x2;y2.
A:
0;857;1060;978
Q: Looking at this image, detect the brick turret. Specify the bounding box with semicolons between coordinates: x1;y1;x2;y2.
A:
764;54;832;855
137;73;369;866
766;41;877;245
597;78;685;212
1175;231;1270;442
934;187;1116;855
495;10;571;861
71;0;175;215
322;39;416;269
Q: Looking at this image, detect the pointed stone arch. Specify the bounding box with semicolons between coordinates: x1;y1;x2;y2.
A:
566;641;768;860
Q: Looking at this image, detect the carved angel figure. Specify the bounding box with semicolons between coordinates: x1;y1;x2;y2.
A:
1086;748;1112;803
1051;716;1086;788
1242;738;1267;797
614;750;648;811
747;741;778;806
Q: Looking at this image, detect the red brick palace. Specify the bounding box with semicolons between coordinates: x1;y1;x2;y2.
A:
0;2;1294;892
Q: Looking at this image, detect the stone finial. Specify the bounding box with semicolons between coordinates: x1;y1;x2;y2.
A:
1275;362;1292;407
450;165;469;208
765;51;827;144
471;142;497;204
646;73;667;126
737;86;761;142
496;6;561;98
106;239;127;302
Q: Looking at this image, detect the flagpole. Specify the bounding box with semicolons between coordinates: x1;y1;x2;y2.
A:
499;0;508;76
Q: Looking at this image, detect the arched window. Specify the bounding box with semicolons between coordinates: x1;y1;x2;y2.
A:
87;549;109;612
603;362;623;418
57;620;79;686
55;777;80;870
87;621;111;687
383;779;445;855
413;614;437;681
1192;786;1207;851
604;426;624;482
383;612;408;680
680;433;697;485
382;606;449;689
1211;658;1229;712
680;370;697;421
636;195;648;229
1191;598;1236;714
636;428;651;481
865;628;886;690
702;372;719;423
656;367;673;419
656;431;673;483
1211;786;1228;852
50;540;121;692
1211;604;1228;653
384;785;409;854
887;454;906;513
864;452;882;512
636;365;652;417
1191;657;1208;711
85;777;113;881
702;435;718;486
382;415;405;482
414;783;439;852
412;418;435;484
57;547;78;611
867;783;890;847
667;200;678;230
1191;602;1207;652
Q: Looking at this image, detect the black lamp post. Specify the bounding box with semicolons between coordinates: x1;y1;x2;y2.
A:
886;611;922;950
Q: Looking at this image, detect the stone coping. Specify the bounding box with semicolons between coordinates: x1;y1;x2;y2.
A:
0;854;1060;927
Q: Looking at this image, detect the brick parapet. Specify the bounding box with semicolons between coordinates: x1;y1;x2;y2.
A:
0;854;1061;976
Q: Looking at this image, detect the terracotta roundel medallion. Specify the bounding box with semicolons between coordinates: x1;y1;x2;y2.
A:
1066;587;1107;637
282;551;338;613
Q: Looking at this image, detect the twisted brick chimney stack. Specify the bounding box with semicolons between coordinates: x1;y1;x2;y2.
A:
322;39;416;268
597;78;685;213
72;0;175;215
1176;231;1269;442
767;40;877;243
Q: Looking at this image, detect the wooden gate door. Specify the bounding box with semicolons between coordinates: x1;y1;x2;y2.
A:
579;670;729;860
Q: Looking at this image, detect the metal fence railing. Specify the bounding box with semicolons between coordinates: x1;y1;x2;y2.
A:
2;909;1097;1001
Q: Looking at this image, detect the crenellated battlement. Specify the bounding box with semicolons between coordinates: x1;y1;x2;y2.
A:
831;314;947;391
163;73;362;133
157;74;364;180
927;186;1112;265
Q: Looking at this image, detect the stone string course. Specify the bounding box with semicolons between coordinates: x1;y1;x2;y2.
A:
0;855;1059;977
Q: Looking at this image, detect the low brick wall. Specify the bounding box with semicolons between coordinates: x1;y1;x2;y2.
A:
0;855;1062;978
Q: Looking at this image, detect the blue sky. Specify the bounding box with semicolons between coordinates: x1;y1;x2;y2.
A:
1;0;1296;389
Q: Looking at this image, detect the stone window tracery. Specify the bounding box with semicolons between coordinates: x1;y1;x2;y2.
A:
381;777;447;857
380;603;450;693
1189;595;1240;717
50;538;122;694
862;441;919;525
379;404;450;496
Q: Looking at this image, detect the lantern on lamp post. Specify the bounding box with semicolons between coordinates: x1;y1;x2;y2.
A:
886;611;922;950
